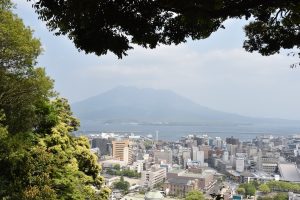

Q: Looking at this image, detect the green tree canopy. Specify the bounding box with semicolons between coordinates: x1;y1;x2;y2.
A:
259;184;271;194
266;181;300;193
237;187;246;195
30;0;300;59
0;1;41;74
185;190;204;200
0;98;110;199
113;176;130;192
257;193;288;200
0;1;110;199
239;183;256;196
0;1;54;134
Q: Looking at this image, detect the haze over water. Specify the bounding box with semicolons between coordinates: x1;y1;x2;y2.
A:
80;123;300;141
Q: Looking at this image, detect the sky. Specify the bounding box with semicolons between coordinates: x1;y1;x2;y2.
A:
13;0;300;120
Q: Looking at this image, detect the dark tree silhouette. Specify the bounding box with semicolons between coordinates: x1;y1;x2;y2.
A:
30;0;300;59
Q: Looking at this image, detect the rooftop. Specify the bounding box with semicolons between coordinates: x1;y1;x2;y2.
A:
166;178;195;185
278;163;300;182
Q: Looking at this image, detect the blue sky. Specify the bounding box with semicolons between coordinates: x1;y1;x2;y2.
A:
13;0;300;120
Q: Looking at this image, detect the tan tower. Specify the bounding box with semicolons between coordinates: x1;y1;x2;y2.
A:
112;139;132;164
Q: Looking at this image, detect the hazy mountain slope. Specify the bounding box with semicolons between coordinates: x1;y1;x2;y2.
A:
72;86;256;123
71;86;300;134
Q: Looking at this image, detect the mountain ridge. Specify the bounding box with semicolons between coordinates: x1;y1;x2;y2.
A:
71;86;300;128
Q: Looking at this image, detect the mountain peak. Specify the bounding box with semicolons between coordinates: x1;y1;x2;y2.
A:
71;86;300;132
71;86;244;123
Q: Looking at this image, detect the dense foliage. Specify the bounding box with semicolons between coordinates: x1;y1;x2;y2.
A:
185;190;204;200
30;0;300;59
267;181;300;193
113;176;130;193
0;1;109;199
259;184;271;194
106;168;141;178
236;187;246;195
238;183;256;196
257;193;288;200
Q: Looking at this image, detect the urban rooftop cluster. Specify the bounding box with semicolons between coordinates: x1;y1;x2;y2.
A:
88;132;300;200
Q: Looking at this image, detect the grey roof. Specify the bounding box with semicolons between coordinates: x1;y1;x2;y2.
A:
240;171;254;177
278;163;300;182
166;178;194;185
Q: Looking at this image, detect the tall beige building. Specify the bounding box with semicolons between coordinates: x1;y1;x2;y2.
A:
112;140;132;165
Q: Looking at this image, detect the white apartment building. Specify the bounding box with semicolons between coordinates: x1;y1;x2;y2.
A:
236;157;245;172
141;165;166;188
129;160;144;173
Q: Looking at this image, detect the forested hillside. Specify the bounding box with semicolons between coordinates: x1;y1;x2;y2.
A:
0;0;109;199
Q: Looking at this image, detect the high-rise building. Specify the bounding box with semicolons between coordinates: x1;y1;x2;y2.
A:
257;150;279;173
199;145;210;160
192;146;198;161
191;146;205;164
236;157;245;172
196;151;205;164
226;136;240;145
223;151;229;162
227;144;238;156
214;137;223;148
112;139;132;165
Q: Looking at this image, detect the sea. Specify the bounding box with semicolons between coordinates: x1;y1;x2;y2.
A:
77;122;300;141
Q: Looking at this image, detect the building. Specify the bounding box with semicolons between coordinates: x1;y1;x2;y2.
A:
167;169;215;191
257;150;279;173
226;137;240;145
130;160;144;173
227;144;238;156
278;163;300;182
91;138;112;156
154;150;172;164
164;178;198;197
191;146;198;161
288;192;300;200
236;158;245;173
141;165;167;188
199;145;210;160
112;139;132;165
191;147;204;164
215;137;223;149
103;174;120;187
101;159;127;169
223;151;229;162
248;147;258;157
216;159;232;173
179;148;191;168
121;191;177;200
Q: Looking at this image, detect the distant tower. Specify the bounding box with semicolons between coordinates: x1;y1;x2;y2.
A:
156;130;159;143
223;150;229;162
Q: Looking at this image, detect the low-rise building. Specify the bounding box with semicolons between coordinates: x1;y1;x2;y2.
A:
154;150;173;164
164;178;198;197
100;159;127;169
288;192;300;200
167;169;215;191
130;160;144;173
141;165;166;188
